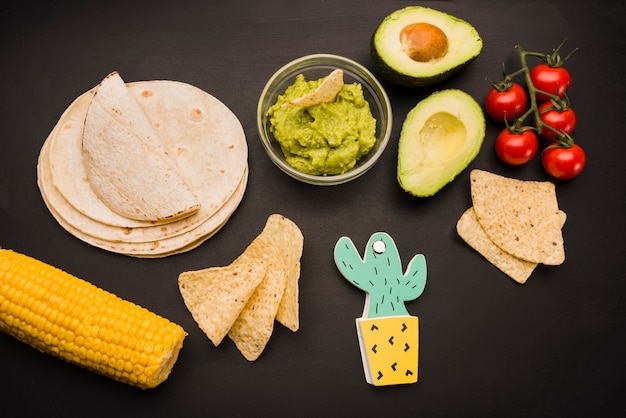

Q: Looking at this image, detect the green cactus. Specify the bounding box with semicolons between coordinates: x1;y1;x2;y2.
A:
334;232;427;318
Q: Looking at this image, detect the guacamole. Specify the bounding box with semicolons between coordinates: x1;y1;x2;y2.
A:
268;74;377;176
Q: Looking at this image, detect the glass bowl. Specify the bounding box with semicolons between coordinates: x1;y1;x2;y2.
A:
257;54;393;185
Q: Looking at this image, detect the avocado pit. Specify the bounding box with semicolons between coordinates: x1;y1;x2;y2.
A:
418;112;466;162
397;89;485;197
371;6;483;87
400;22;449;62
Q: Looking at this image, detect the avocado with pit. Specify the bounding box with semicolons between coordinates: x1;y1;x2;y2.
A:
371;6;483;87
397;89;485;197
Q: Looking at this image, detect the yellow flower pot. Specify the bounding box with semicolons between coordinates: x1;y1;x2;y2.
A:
356;315;419;386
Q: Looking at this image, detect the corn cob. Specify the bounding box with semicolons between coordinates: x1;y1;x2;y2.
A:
0;248;186;389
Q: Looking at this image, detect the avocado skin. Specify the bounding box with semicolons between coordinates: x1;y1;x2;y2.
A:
371;7;483;88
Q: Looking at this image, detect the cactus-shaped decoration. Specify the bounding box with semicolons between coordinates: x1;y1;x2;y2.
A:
334;232;427;386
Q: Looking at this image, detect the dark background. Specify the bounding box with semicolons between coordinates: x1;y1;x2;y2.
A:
1;1;624;417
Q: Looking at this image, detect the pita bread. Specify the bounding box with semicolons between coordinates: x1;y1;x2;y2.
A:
470;170;565;265
178;260;266;346
83;72;200;222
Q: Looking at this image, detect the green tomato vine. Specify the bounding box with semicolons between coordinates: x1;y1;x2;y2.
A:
495;39;579;148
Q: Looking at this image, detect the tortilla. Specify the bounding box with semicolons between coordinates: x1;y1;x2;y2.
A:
178;260;266;346
470;169;565;265
228;223;289;361
37;73;248;257
262;214;304;332
38;135;247;256
47;90;142;224
286;69;343;107
83;72;200;222
47;82;246;239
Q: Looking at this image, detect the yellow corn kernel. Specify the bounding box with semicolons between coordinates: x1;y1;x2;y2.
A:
0;249;186;389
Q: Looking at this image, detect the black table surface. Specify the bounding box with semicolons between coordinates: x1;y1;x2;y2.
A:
1;1;624;417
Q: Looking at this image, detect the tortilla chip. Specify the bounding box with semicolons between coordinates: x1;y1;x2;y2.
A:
263;214;304;331
228;227;288;361
457;208;538;284
178;260;266;346
286;69;343;107
470;170;565;265
457;208;567;284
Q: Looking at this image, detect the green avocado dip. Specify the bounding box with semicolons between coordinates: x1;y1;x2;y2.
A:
268;73;377;176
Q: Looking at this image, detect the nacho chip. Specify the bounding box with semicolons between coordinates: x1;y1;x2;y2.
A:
470;170;565;265
286;69;343;107
263;214;304;332
228;227;288;361
457;208;567;284
457;208;539;284
178;260;266;346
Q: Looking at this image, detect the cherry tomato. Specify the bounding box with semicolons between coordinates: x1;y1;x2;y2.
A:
485;82;528;123
537;101;576;140
530;64;571;102
542;143;586;180
495;128;539;166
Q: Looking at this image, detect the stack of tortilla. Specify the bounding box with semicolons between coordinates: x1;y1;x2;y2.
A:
456;170;566;284
37;72;248;257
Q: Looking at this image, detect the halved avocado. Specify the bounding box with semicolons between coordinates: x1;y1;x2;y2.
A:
397;89;485;197
372;6;483;87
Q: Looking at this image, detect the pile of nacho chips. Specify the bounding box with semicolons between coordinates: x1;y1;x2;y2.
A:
178;214;304;361
37;72;248;257
456;170;566;284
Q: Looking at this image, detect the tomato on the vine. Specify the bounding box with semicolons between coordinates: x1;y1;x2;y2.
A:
495;128;538;166
485;82;527;123
542;143;586;180
537;101;576;140
530;64;571;102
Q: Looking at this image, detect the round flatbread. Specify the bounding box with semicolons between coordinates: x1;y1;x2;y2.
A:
83;72;200;222
39;134;248;257
37;74;248;257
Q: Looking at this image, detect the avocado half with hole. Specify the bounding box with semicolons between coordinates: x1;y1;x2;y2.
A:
371;6;483;87
398;89;485;197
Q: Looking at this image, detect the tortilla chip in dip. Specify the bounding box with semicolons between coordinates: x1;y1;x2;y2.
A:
286;69;343;107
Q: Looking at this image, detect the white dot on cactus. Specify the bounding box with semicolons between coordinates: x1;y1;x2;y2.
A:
372;240;386;254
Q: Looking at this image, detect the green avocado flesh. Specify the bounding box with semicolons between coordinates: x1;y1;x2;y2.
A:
397;89;485;197
371;6;483;87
